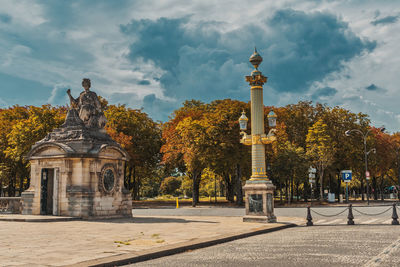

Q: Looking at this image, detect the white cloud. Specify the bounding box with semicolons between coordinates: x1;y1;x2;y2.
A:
48;84;69;106
0;0;47;26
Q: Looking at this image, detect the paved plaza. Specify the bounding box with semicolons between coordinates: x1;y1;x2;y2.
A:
0;213;293;266
1;205;399;266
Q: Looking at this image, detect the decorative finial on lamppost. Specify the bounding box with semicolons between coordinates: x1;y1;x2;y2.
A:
249;47;263;69
246;48;267;87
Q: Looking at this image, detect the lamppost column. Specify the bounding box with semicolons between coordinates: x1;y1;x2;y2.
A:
250;85;267;179
245;48;268;180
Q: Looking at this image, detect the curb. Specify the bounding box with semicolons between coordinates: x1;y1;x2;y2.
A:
0;217;81;222
71;223;296;267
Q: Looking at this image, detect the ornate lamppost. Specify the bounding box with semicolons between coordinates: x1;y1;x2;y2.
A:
239;49;277;223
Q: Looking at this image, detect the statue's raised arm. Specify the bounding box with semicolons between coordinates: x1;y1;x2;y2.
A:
67;89;78;108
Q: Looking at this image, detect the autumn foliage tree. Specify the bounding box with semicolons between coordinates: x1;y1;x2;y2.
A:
0;105;66;196
104;105;162;200
306;119;335;200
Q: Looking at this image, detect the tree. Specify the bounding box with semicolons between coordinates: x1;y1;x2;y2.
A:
105;105;162;200
0;105;65;196
306;119;335;200
175;116;210;206
159;176;182;196
206;99;250;204
161;100;210;206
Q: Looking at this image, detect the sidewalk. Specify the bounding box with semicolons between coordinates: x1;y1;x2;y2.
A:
0;214;297;266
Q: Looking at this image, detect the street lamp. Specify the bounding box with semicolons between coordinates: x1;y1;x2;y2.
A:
239;48;278;223
345;127;384;205
268;110;277;128
239;110;248;132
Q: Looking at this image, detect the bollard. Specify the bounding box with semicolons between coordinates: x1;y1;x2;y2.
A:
306;206;313;226
392;203;399;225
347;204;354;225
176;197;179;209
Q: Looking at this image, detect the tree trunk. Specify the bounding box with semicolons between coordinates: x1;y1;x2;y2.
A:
372;176;378;200
235;164;243;205
379;176;385;201
191;169;202;207
192;172;197;207
303;182;308;202
127;166;132;191
18;173;24;196
8;170;16;197
285;179;289;204
290;175;294;203
361;178;365;201
319;169;324;200
224;173;235;203
279;180;283;205
336;172;341;201
132;166;141;201
196;177;201;203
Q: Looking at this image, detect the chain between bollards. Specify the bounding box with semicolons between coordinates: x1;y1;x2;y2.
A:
306;206;313;226
392;203;399;225
347;204;354;225
306;203;398;226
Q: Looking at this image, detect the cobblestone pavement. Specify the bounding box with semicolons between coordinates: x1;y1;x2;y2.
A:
130;225;400;267
0;215;289;266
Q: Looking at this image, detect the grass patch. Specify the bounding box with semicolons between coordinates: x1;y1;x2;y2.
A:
114;241;131;245
155;239;165;243
151;233;160;238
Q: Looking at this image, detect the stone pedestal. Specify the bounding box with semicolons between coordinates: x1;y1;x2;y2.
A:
243;180;276;223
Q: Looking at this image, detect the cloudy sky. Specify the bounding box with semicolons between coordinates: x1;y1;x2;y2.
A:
0;0;399;131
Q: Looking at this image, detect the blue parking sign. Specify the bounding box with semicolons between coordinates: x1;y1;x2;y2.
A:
341;170;352;182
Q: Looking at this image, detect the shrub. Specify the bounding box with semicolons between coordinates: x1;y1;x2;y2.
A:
159;176;182;196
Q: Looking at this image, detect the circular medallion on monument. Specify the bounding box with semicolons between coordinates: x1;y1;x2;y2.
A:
103;169;115;192
99;164;117;193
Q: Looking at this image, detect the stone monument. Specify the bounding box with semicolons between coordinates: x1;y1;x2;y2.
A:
21;78;132;218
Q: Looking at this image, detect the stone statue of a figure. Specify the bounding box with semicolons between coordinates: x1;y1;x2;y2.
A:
67;78;106;129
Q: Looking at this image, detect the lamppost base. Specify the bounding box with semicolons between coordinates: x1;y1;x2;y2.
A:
243;180;276;223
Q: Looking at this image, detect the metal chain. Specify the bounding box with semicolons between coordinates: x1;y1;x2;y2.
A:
311;208;348;217
353;207;392;216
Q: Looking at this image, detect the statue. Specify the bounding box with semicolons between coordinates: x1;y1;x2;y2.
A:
67;78;106;129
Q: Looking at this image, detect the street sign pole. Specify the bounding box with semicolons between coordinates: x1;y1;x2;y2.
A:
341;170;352;203
308;166;317;206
